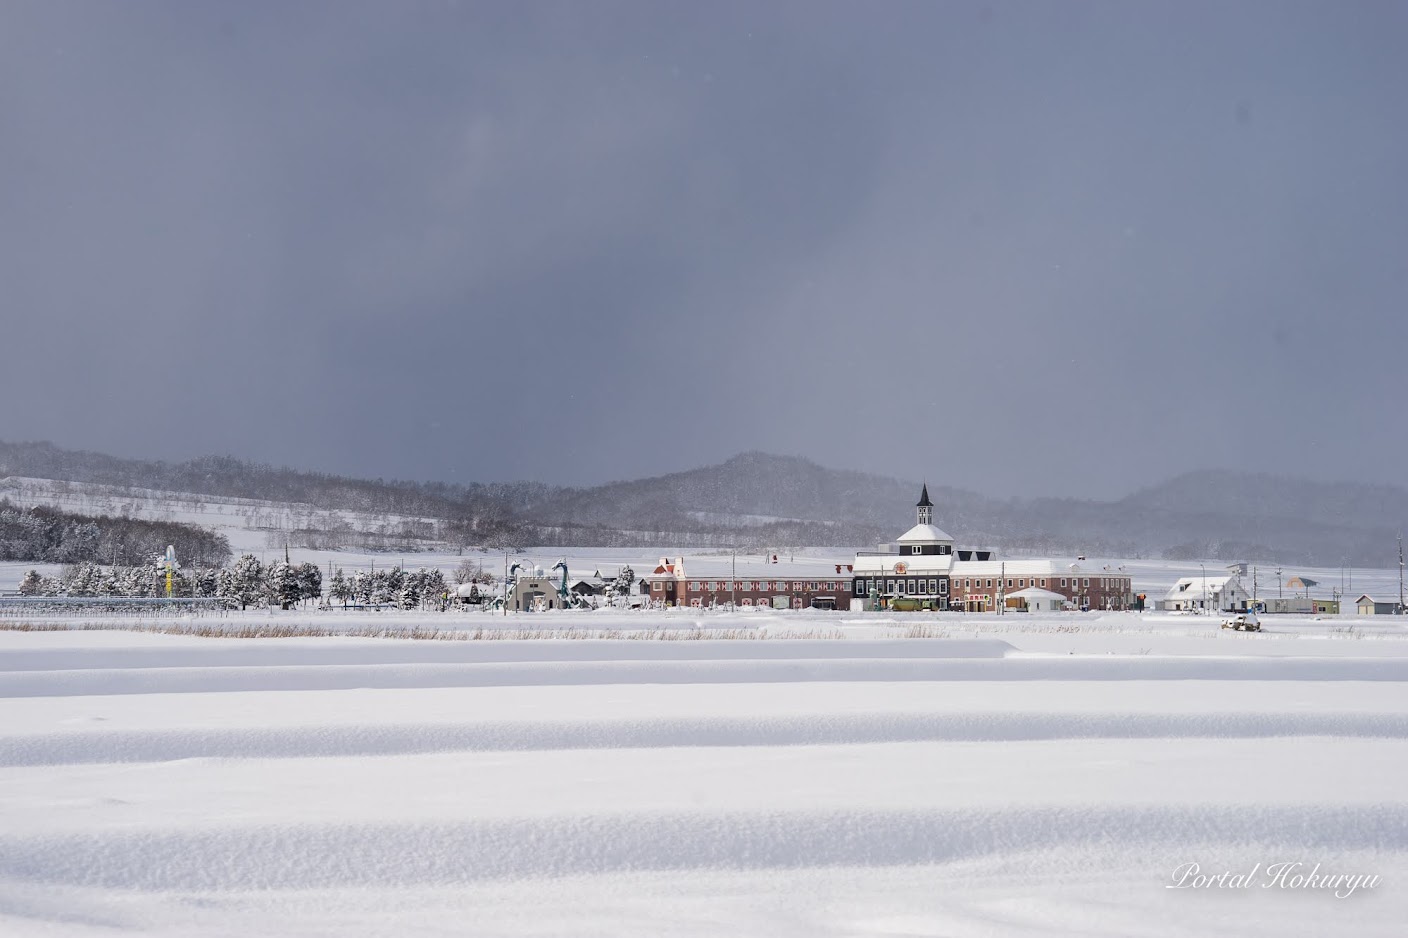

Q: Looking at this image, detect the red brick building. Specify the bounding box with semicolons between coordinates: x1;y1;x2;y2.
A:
644;557;853;610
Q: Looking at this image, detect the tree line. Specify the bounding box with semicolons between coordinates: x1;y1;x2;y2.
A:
19;555;457;611
0;499;231;567
19;555;319;608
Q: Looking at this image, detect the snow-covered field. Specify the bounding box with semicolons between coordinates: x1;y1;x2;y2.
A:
2;608;1406;936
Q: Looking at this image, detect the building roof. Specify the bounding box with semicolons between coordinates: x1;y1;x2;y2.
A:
916;484;933;508
896;523;953;544
852;553;954;576
950;559;1065;578
1007;586;1068;602
643;555;856;580
1164;575;1240;601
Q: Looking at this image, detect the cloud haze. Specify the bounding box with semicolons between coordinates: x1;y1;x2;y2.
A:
2;0;1404;497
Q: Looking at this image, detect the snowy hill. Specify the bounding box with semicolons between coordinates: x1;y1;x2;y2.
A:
0;476;449;554
4;440;1407;564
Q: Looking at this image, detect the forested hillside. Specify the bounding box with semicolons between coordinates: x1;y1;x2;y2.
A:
0;499;231;567
4;440;1405;565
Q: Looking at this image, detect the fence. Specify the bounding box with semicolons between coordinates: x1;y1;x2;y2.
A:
0;596;225;617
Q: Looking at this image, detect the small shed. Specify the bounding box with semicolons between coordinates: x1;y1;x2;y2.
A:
1007;586;1068;612
1356;594;1401;615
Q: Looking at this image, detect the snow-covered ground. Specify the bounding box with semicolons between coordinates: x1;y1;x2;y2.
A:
2;609;1406;936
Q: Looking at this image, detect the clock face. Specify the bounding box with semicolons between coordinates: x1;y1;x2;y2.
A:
893;562;908;575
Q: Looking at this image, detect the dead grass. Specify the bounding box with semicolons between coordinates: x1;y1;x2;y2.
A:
0;620;848;641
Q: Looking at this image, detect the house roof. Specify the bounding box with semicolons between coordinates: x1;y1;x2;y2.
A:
1007;586;1067;602
1164;575;1239;601
896;523;952;544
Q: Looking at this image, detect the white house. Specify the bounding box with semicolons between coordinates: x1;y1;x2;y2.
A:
1006;586;1069;612
1162;574;1251;612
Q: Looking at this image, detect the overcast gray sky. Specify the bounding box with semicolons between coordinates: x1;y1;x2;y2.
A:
2;1;1405;497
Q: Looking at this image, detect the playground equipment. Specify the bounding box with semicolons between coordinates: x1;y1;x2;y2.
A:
551;560;594;609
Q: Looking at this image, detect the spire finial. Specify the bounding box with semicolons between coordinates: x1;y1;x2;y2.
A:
917;482;933;525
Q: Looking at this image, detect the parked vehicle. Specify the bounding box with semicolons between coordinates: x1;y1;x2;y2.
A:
1221;610;1261;632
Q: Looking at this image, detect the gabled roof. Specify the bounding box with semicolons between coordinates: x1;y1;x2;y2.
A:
1164;575;1239;601
1007;586;1067;601
896;523;952;543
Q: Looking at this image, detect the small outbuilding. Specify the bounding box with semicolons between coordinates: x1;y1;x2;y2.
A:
1006;586;1068;612
1356;594;1402;615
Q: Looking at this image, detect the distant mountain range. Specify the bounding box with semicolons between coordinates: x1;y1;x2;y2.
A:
1;440;1403;565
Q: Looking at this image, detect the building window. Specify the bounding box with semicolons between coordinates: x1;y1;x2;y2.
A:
886;580;895;593
912;546;922;555
986;579;993;588
1040;579;1047;588
653;582;663;591
1083;578;1090;587
1060;578;1067;587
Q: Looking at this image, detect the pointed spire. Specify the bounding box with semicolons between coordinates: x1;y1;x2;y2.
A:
917;483;933;508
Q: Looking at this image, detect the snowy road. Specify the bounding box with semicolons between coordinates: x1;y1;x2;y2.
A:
0;620;1405;936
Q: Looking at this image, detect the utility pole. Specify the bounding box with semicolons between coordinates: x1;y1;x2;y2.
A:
1252;565;1258;605
732;548;737;610
1399;534;1405;615
1276;567;1282;601
1200;563;1207;615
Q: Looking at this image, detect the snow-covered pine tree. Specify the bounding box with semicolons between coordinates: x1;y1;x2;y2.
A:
265;560;301;610
231;554;265;609
18;570;43;596
296;563;323;605
214;569;240;609
329;567;350;607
